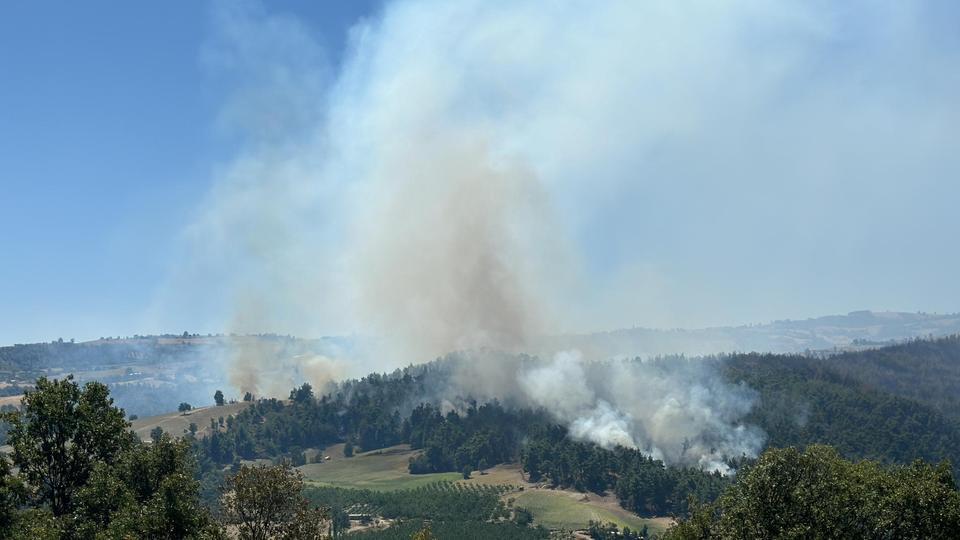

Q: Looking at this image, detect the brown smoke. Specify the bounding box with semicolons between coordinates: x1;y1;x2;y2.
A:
347;133;561;364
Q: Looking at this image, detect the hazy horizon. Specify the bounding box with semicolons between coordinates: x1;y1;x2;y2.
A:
6;308;960;349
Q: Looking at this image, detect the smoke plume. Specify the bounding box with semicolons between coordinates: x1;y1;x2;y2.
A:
164;0;956;467
442;349;764;471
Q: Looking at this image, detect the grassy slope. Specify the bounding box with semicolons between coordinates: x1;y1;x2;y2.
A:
130;401;251;440
509;490;668;534
298;444;461;491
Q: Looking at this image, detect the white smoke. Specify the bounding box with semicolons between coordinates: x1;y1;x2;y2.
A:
160;0;954;467
516;350;762;471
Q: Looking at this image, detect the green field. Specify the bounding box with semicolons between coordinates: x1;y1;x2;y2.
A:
298;445;461;491
510;490;668;534
298;445;669;532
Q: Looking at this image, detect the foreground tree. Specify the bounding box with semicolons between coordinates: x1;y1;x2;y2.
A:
0;456;26;537
222;462;328;540
73;433;221;538
3;376;131;516
666;445;960;539
0;377;225;537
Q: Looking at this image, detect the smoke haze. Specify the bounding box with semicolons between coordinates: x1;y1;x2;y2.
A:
162;0;960;467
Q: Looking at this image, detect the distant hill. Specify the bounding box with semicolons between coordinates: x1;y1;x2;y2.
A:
1;311;958;417
542;311;960;359
0;333;352;416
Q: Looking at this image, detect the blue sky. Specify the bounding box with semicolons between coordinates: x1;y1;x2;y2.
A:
0;1;381;343
2;1;959;346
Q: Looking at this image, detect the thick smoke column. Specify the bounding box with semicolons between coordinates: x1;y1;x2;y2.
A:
169;0;952;465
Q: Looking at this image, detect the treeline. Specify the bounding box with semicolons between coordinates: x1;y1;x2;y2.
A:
192;361;500;466
194;381;551;476
405;402;542;475
195;377;408;466
521;429;730;516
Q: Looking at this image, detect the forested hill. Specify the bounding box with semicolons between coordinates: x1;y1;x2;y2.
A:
182;337;960;478
180;335;960;522
723;346;960;469
4;332;960;472
819;335;960;422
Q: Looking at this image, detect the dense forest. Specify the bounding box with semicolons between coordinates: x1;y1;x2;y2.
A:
725;350;960;468
818;335;960;421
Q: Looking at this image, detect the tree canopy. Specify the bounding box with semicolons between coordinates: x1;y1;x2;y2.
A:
222;461;327;540
667;445;960;539
3;376;130;516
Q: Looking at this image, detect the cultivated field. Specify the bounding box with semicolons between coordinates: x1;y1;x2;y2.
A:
508;489;669;534
299;446;670;533
298;444;461;490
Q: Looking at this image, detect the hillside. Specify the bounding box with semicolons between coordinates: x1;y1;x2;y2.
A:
0;334;350;417
724;350;960;468
820;335;960;422
2;310;958;397
296;443;665;532
130;401;252;441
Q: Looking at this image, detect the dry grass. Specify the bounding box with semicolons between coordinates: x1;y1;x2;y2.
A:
508;489;669;534
0;394;23;408
459;463;672;533
130;401;252;440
